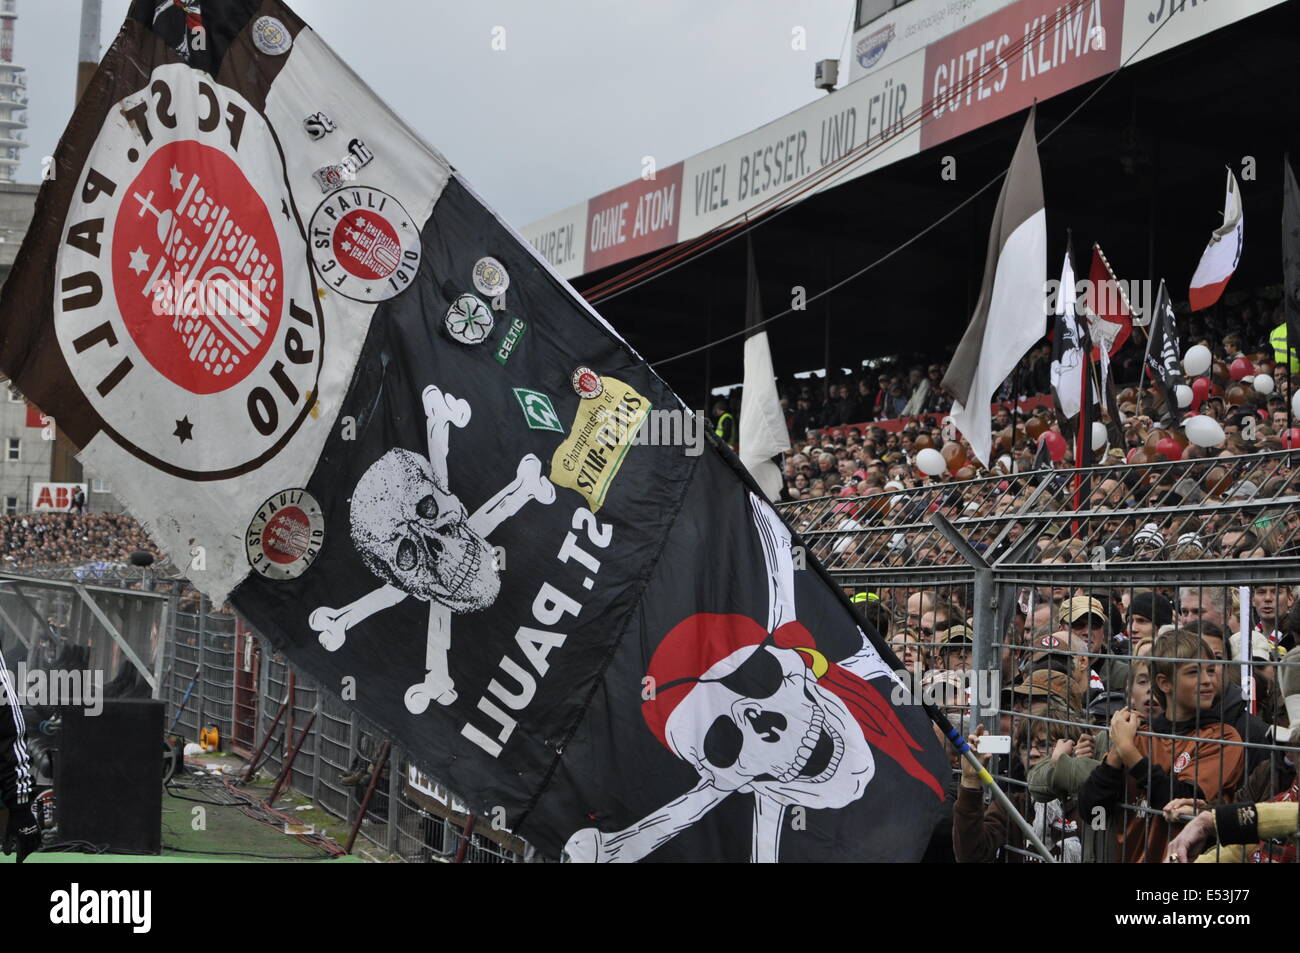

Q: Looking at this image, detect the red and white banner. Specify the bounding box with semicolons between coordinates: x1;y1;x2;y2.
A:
582;162;683;274
31;482;88;512
919;0;1122;150
1189;170;1244;311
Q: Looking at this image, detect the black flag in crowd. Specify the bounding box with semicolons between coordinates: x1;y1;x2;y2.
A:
0;0;947;861
1048;236;1096;466
1282;154;1300;366
1144;280;1187;421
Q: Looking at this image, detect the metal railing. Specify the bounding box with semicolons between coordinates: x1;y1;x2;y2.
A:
777;453;1300;864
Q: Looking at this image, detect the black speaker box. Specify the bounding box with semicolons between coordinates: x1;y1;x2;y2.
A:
56;699;163;854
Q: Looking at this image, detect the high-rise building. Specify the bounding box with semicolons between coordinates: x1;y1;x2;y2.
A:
0;0;28;185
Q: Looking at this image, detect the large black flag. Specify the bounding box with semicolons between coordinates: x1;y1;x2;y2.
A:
0;0;946;861
1143;280;1186;421
1282;154;1300;369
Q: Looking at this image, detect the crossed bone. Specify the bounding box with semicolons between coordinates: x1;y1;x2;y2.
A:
564;492;799;863
309;384;555;712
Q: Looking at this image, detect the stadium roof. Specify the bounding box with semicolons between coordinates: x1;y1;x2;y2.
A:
521;0;1300;409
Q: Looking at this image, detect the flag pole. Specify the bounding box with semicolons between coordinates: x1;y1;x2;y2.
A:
927;706;1056;863
1010;362;1024;473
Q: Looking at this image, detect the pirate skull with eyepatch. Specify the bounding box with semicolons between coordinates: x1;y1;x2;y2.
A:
563;493;941;863
653;617;873;810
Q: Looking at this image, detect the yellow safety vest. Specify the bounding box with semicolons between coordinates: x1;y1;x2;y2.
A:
714;412;736;449
1270;323;1300;373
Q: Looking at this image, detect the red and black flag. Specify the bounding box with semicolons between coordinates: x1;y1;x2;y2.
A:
0;1;946;861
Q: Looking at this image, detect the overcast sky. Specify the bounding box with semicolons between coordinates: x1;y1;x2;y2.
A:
14;1;852;225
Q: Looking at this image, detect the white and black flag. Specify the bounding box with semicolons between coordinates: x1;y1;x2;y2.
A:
1144;280;1187;419
1049;237;1093;457
941;107;1047;468
738;237;789;501
0;0;947;862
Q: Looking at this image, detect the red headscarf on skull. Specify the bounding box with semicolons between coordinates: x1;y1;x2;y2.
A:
643;613;944;800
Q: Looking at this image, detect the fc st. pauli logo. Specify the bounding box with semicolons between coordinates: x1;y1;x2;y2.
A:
54;64;323;479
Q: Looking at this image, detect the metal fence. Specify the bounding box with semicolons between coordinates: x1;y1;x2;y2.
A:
6;450;1296;863
775;450;1300;864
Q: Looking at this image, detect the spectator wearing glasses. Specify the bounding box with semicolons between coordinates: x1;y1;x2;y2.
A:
1059;596;1129;694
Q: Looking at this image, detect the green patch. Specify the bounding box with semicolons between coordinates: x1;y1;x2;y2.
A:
514;387;564;433
495;317;527;366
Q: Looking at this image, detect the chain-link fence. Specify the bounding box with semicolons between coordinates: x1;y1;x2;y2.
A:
775;451;1300;864
7;451;1296;863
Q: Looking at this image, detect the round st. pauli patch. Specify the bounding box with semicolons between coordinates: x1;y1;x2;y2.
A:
308;186;421;302
53;63;324;479
245;488;325;580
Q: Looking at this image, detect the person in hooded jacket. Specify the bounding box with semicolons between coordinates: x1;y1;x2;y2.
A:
1079;630;1246;863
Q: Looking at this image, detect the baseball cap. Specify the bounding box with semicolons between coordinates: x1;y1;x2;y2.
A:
1229;630;1276;662
939;624;973;646
1011;669;1071;704
1029;631;1071;661
1059;596;1107;627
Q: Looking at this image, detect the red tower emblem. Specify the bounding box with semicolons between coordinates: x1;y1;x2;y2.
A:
112;141;283;395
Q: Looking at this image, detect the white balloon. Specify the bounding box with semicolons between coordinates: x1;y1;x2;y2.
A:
915;447;946;476
1174;384;1193;408
1252;373;1274;395
1294;390;1300;419
1183;344;1212;377
1184;414;1226;448
1091;421;1108;451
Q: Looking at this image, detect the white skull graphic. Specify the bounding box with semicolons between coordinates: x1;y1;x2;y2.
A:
664;643;874;809
349;448;499;612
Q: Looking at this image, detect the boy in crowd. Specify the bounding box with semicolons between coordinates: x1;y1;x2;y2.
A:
953;716;1083;863
1079;630;1245;862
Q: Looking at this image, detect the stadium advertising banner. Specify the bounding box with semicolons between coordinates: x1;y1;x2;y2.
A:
582;161;684;273
31;483;87;512
0;0;949;861
1120;0;1289;66
525;0;1287;280
522;202;587;280
677;50;925;242
918;0;1123;150
848;0;1018;82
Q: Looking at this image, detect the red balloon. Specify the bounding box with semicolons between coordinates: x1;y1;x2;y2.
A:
1191;377;1211;406
1155;438;1183;460
1039;431;1067;463
1284;428;1300;450
1229;357;1254;381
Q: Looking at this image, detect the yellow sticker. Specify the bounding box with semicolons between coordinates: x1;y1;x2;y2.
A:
549;376;650;512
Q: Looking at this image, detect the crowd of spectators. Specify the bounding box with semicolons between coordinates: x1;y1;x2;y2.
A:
848;574;1299;864
745;292;1297;504
1;511;163;570
760;288;1300;863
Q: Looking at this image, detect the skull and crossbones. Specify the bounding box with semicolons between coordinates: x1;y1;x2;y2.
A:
309;384;555;712
564;493;903;863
